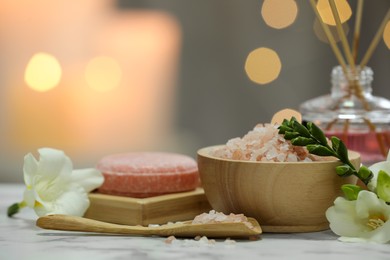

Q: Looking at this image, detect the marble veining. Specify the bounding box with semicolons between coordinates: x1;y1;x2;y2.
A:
1;184;389;260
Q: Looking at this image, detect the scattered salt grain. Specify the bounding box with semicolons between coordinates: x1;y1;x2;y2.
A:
165;236;238;247
165;236;216;247
164;235;176;244
224;238;236;245
212;123;320;162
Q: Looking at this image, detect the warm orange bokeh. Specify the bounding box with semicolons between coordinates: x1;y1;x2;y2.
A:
384;21;390;49
24;53;62;92
245;47;282;85
316;0;352;26
261;0;298;29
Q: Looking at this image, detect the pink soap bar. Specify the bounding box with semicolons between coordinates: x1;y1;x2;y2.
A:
96;152;199;198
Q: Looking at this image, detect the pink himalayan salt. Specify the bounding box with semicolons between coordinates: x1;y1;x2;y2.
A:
192;210;254;229
164;235;217;246
164;236;236;246
212;123;319;162
164;235;176;244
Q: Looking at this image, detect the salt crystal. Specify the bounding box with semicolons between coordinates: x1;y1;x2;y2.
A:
192;210;254;230
164;235;176;244
287;154;298;162
148;224;160;228
212;123;321;162
224;238;236;245
215;214;228;222
276;153;286;162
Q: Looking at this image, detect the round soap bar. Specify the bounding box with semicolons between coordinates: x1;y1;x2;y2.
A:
96;152;200;198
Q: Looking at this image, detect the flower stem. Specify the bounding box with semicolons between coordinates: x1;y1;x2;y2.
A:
7;201;26;217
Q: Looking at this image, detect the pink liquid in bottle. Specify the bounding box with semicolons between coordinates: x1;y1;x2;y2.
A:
325;130;390;165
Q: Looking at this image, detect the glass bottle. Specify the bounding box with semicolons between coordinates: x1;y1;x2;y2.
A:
300;65;390;165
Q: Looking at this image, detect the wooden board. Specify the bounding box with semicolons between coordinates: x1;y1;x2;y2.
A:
84;188;212;226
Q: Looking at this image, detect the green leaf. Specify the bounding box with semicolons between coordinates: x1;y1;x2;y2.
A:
284;131;300;140
291;137;317;146
282;118;292;127
307;122;328;146
306;144;335;157
278;125;290;134
377;170;390;203
331;137;349;162
341;184;362;200
335;164;354;177
292;121;311;138
282;118;295;129
330;136;340;152
289;117;298;126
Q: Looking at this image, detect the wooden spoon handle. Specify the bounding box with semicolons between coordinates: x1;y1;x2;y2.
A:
36;214;151;235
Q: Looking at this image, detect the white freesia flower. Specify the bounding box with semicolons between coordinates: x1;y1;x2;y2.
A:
326;190;390;243
368;150;390;192
22;148;104;217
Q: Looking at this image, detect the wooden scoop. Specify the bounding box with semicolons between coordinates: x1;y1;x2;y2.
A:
36;214;262;238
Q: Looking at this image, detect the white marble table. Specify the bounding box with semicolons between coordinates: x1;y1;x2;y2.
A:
1;183;389;260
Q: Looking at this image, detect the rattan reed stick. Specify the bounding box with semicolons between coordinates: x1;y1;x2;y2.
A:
309;0;348;71
328;0;355;70
352;0;364;62
360;8;390;68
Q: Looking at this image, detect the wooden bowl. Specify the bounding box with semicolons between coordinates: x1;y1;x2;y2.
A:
197;145;360;233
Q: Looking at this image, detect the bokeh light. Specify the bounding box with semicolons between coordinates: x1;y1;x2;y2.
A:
316;0;352;26
261;0;298;29
24;52;62;92
313;18;350;44
85;56;122;92
384;21;390;49
271;108;302;125
245;47;282;85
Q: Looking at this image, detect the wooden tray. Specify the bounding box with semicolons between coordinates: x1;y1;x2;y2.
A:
84;188;212;226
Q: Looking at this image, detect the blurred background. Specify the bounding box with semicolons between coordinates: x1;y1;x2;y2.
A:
1;0;389;182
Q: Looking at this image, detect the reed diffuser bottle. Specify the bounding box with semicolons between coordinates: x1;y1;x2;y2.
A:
303;0;390;164
300;65;390;165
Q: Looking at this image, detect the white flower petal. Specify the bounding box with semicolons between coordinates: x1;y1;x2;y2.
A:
37;148;73;182
355;191;381;219
33;205;47;217
367;179;377;192
369;161;390;175
70;168;104;193
326;197;362;237
23;153;38;187
23;189;36;208
338;236;367;243
357;190;390;213
37;185;90;216
365;221;390;243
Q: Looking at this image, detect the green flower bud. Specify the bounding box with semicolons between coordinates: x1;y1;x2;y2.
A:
341;184;362;200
